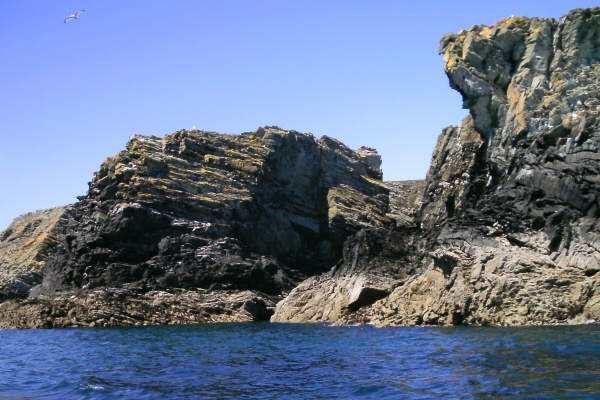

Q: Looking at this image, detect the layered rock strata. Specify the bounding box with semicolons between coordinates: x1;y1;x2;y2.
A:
386;180;427;227
0;127;388;328
0;206;75;301
273;8;600;326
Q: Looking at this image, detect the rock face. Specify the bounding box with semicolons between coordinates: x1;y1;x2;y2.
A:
272;180;426;323
0;127;388;328
3;8;599;330
272;227;418;323
273;8;600;326
386;180;427;227
0;206;75;301
42;127;388;293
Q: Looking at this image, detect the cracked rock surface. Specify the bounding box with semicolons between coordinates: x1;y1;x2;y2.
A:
273;8;600;327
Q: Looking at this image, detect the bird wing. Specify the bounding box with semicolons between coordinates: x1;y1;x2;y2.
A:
64;10;84;22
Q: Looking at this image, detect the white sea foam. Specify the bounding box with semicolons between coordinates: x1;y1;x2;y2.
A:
80;383;105;390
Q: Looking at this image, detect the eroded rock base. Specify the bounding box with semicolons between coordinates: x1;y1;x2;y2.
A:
0;286;275;329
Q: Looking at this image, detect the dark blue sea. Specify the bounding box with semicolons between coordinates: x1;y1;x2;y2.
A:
0;323;598;399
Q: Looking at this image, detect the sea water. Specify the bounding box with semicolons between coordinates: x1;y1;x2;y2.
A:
0;323;598;399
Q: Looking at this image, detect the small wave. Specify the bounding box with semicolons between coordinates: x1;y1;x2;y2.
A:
79;383;105;391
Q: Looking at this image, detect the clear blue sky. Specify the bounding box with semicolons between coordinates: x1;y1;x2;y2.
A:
1;1;597;230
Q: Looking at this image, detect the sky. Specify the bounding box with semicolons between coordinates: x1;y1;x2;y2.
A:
1;1;598;230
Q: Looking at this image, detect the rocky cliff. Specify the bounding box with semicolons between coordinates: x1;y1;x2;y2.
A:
2;8;599;330
0;127;389;327
0;206;75;301
273;8;600;326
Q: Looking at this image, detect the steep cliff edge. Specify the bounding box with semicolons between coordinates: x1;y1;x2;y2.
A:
0;207;75;301
273;8;600;326
0;127;388;327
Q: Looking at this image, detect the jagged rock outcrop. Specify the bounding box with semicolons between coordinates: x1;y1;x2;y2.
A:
0;127;388;328
272;227;418;323
273;8;600;326
386;180;426;227
0;206;75;301
43;127;388;293
272;180;426;323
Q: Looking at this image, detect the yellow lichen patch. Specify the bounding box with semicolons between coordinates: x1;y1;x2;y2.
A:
507;84;528;132
227;158;263;174
528;26;542;37
541;93;561;109
444;54;462;69
114;162;131;172
361;176;389;193
480;26;493;37
32;232;49;245
496;16;530;30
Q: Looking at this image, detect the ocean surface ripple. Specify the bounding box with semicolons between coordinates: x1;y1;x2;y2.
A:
0;323;598;399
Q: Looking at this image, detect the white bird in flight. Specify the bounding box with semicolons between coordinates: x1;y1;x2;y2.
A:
64;10;85;23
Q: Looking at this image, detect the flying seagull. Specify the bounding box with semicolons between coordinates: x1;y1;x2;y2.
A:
64;10;85;23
